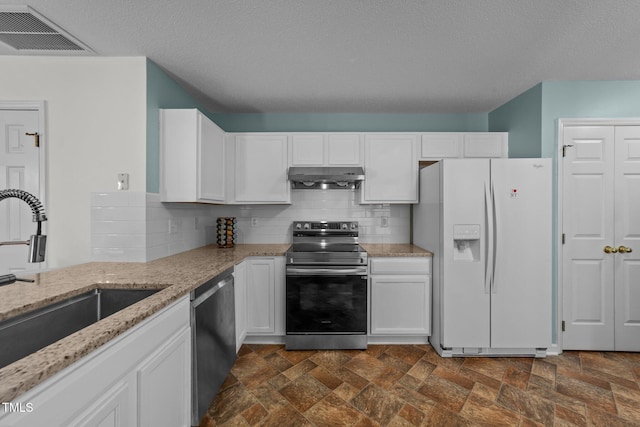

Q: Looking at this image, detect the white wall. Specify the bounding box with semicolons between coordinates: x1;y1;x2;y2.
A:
0;56;147;268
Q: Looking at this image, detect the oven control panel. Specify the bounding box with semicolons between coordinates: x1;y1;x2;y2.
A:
293;221;358;232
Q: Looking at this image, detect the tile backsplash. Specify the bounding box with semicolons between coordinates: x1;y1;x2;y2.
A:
91;190;410;262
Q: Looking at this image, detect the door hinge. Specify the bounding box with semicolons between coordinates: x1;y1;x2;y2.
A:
562;320;565;332
25;132;40;147
562;144;574;157
562;233;566;244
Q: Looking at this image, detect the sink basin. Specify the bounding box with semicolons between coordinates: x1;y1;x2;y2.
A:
0;288;159;370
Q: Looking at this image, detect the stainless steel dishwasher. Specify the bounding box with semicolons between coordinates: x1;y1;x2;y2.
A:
191;268;236;425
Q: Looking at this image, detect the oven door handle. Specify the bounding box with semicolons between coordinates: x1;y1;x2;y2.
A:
286;266;368;276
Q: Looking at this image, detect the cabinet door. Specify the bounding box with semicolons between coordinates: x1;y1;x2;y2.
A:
291;134;325;166
235;135;290;203
67;376;136;427
160;109;198;202
246;258;276;334
420;133;462;159
160;109;226;203
370;275;430;335
463;133;508;158
234;260;247;352
138;328;191;427
245;257;285;335
198;113;225;202
362;134;418;203
328;134;361;165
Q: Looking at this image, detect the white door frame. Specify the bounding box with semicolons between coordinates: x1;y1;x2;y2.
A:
556;117;640;352
0;100;47;268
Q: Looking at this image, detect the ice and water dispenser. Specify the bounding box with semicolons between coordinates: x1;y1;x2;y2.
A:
453;224;480;261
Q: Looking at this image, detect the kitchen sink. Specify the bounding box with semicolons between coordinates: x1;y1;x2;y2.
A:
0;288;159;370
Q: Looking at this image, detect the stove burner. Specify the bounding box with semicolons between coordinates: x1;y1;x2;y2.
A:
287;221;367;265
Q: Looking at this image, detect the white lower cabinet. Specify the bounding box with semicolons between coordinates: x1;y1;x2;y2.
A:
369;257;431;336
245;257;285;336
66;374;136;427
137;328;191;427
0;297;191;427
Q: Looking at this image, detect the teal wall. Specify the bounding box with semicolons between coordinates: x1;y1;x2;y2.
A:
541;80;640;156
210;112;488;133
488;84;542;157
488;79;640;345
147;59;490;192
146;60;213;193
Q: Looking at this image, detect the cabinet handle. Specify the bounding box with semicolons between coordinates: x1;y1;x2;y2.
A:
618;246;633;254
604;246;618;254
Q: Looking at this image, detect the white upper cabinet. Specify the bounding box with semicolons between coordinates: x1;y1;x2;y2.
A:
420;133;463;159
361;134;418;204
420;132;508;160
290;134;324;165
233;134;290;203
160;109;226;203
290;133;362;166
462;132;508;158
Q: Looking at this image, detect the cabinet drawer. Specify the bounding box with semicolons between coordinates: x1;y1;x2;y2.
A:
370;257;430;275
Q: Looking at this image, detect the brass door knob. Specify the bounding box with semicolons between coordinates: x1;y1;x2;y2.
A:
618;246;633;254
604;246;618;254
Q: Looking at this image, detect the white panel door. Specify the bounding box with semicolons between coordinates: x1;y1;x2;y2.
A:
613;126;640;351
562;126;615;350
490;159;552;349
0;109;41;275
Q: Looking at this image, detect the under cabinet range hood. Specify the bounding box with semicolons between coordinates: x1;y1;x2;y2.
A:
288;166;365;189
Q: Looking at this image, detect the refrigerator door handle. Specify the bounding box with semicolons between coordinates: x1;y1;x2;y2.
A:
491;179;499;294
484;181;493;294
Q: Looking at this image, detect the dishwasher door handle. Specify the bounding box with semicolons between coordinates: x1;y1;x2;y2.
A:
192;276;233;307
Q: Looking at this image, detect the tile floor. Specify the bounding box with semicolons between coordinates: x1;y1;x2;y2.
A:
199;344;640;426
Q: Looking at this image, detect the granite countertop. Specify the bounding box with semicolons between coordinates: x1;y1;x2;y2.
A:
361;243;433;257
0;244;289;402
0;242;430;402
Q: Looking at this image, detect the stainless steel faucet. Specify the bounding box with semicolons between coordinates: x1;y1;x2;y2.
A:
0;189;47;263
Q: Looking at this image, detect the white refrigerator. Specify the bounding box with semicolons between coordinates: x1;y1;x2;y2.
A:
414;159;552;357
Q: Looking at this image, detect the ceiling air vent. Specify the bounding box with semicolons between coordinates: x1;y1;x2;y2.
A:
0;6;93;53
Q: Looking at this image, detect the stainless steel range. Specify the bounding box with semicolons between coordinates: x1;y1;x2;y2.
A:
285;221;368;350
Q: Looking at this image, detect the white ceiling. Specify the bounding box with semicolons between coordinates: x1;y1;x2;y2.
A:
2;0;640;114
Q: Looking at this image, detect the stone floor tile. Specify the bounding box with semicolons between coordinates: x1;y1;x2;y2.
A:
205;345;640;426
350;383;405;426
304;393;362;426
417;374;470;412
279;373;331;412
460;393;521;427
